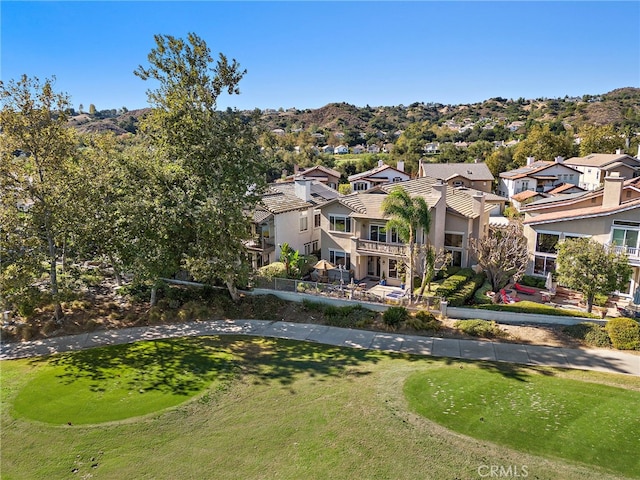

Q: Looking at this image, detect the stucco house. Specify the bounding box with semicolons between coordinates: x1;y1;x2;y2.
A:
497;157;581;198
521;173;640;300
564;151;640;191
285;165;341;190
319;177;497;286
348;160;410;192
247;177;339;269
418;160;495;193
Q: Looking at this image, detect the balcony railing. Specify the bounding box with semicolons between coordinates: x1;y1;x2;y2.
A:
356;239;407;256
609;244;640;261
245;237;276;253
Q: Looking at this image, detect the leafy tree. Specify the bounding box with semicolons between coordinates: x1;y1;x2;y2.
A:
0;75;77;322
416;246;450;299
338;184;352;195
485;147;514;178
468;221;528;292
556;238;632;313
134;33;265;301
512;124;575;167
89;103;96;115
382;186;431;303
278;242;301;278
578;124;625;156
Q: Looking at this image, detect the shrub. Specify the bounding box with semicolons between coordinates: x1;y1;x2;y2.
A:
383;306;409;328
257;262;288;279
406;310;441;331
563;322;612;348
454;319;506;338
473;280;494;305
434;268;475;298
323;304;376;328
605;317;640;350
447;273;486;307
520;275;546;289
476;301;601;319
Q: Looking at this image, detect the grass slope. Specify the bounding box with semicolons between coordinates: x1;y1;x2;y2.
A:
2;336;639;479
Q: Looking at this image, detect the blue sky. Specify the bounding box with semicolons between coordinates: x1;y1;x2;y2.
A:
2;1;639;111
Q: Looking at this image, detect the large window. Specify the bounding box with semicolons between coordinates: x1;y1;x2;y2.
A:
534;255;556;276
445;232;464;267
612;220;640;250
329;250;351;268
353;182;368;191
536;233;560;253
329;215;352;233
388;258;399;278
370;225;399;243
299;212;308;232
314;210;321;228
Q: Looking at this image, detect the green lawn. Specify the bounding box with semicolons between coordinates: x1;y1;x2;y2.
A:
405;365;640;478
2;336;639;479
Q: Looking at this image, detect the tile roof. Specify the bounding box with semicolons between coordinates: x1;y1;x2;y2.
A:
269;180;339;204
547;183;584;195
511;190;542;202
419;162;494;182
499;161;579;180
523;197;640;225
348;164;406;182
564;153;640;168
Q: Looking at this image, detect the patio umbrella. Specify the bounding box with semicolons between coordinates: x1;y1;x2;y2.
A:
633;287;640;305
545;272;554;293
313;259;335;271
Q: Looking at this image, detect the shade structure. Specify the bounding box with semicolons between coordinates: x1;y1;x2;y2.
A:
633;287;640;305
314;259;335;271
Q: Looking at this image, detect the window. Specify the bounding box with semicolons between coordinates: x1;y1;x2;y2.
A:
370;225;400;243
299;212;308;232
329;215;352;233
612;225;639;249
304;240;319;255
393;177;402;183
536;233;560;254
314;211;321;228
353;182;368;191
534;255;556;276
453;180;464;187
445;232;464;267
329;250;351;268
388;259;399;278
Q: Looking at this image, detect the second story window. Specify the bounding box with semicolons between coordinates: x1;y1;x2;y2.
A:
329;215;352;233
314;211;321;228
299;212;308;232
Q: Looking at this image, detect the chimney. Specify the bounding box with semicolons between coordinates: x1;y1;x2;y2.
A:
294;177;312;202
293;164;299;174
378;159;384;168
418;159;424;177
526;156;535;166
615;148;622;155
554;156;564;164
472;192;485;217
602;172;624;208
397;160;404;172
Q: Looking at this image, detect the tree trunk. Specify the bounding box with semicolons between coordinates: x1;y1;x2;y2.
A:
226;277;240;302
408;241;414;304
47;232;64;324
586;294;594;313
108;254;123;286
150;286;158;307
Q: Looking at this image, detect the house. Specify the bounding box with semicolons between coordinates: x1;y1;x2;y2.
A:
367;144;381;154
418;160;494;193
511;190;546;211
497;156;581;198
334;145;349;155
321;145;334;154
351;144;366;154
521;173;640;300
319;177;497;286
564;151;640;191
247;177;339;269
348;160;410;192
284;165;341;190
424;143;440;154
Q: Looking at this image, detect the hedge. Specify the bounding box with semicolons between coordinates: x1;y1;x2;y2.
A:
605;317;640;350
447;273;486;307
474;300;601;319
434;268;475;298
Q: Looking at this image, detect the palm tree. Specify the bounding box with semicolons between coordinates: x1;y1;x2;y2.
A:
381;186;431;303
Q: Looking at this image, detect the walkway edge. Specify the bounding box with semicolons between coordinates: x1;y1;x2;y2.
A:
1;319;638;376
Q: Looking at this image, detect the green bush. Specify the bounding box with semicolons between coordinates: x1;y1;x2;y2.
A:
520;275;546;289
406;310;441;331
383;306;409;328
302;302;376;328
454;319;505;338
473;280;494;305
434;268;475;298
563;322;612;348
447;273;486;307
475;301;601;319
605;317;640;350
257;262;288;279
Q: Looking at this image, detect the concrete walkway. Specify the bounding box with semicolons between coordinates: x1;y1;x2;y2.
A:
1;319;639;376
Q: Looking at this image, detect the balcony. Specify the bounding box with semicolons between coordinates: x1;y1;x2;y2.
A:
356;239;407;256
245;237;276;254
609;244;640;264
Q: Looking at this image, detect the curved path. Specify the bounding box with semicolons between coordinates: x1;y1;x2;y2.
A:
1;319;639;376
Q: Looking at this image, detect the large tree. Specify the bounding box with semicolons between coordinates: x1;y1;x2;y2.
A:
556;238;632;313
382;186;431;303
512;124;575;167
469;221;529;292
0;75;78;322
134;33;265;301
578;124;625;156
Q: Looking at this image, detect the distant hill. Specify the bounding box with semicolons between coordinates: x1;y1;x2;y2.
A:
68;88;640;137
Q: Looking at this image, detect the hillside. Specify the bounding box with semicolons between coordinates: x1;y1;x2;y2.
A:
67;88;640;137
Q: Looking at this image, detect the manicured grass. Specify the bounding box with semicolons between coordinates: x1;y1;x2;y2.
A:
2;336;639;479
405;364;640;478
12;338;236;424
